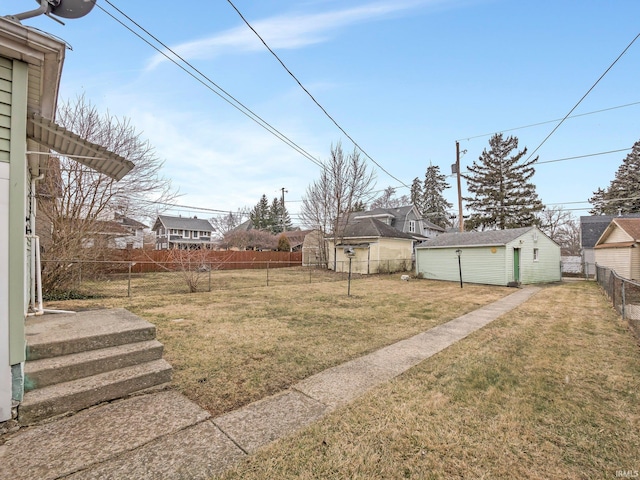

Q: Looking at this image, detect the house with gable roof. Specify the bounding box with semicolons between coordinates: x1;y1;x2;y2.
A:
152;214;215;249
580;214;640;277
0;16;134;422
594;217;640;281
326;217;416;274
351;205;445;240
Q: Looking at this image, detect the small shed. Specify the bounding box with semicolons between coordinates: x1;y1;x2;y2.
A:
415;226;561;286
594;218;640;281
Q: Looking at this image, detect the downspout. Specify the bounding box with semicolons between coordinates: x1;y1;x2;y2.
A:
27;172;44;316
27;172;75;316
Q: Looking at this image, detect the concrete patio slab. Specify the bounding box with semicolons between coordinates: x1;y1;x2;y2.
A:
214;390;327;454
0;390;209;480
66;420;245;480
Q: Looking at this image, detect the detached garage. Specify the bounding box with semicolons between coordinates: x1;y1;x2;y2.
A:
415;226;561;286
594;218;640;281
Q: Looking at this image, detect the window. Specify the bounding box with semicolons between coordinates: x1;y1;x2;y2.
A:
533;248;539;262
192;231;199;239
409;220;416;233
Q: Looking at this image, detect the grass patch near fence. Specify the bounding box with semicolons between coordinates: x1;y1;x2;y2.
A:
218;281;640;479
46;275;511;416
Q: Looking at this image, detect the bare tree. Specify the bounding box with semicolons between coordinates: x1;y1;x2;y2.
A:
370;186;410;209
300;141;376;266
38;94;176;293
210;209;248;239
219;229;278;251
537;206;580;255
166;248;210;293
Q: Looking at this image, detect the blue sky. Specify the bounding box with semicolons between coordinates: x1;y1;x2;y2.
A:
7;0;640;224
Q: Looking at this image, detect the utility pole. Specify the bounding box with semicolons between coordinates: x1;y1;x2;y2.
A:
280;187;287;232
455;141;464;232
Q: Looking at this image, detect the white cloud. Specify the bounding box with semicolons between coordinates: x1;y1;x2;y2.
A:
146;0;440;70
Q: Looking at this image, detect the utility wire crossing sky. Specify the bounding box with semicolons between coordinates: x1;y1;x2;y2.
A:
9;0;640;222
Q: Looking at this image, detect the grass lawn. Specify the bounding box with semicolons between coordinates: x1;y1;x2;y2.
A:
216;281;640;479
46;274;511;416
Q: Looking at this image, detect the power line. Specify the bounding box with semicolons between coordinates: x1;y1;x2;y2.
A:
525;31;640;162
536;147;631;165
224;0;410;189
96;0;325;170
458;101;640;142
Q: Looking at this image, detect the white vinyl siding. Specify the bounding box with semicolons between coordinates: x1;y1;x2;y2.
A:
595;248;633;279
606;227;633;243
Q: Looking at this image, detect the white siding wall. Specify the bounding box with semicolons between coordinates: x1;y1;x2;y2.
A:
605;227;632;243
513;230;562;284
631;247;640;281
596;248;632;279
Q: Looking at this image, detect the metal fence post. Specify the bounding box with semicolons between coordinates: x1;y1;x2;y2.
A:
128;262;132;298
266;261;270;286
622;279;626;319
208;263;212;292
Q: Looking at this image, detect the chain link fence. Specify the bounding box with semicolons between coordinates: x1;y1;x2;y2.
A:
41;260;367;299
595;264;640;339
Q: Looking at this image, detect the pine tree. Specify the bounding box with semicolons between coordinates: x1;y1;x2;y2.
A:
589;140;640;215
249;194;270;231
423;165;452;228
268;197;293;234
462;133;544;230
410;177;423;213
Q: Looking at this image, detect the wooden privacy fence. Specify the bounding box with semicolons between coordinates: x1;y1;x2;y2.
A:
119;250;302;273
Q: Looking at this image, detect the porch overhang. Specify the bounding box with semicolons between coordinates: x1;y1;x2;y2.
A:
26;112;135;181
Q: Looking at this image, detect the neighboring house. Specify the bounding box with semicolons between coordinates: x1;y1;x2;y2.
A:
594;218;640;281
580;214;640;277
113;213;147;249
281;229;311;252
0;18;133;421
415;226;561;286
351;205;445;239
152;214;215;250
327;218;415;274
79;219;129;249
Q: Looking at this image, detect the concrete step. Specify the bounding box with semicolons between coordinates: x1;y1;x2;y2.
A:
26;309;157;360
24;340;165;391
18;359;173;425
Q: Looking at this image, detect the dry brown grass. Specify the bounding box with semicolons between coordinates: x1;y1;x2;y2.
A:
46;275;511;416
217;281;640;479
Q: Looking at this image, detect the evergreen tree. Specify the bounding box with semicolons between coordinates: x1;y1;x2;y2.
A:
462;133;544;230
410;177;424;213
589;140;640;215
267;197;293;234
423;165;452;228
249;194;270;231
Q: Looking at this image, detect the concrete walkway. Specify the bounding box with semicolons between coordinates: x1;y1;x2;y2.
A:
0;286;540;480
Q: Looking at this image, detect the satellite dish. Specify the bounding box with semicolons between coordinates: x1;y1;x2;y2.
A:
47;0;96;19
7;0;95;23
